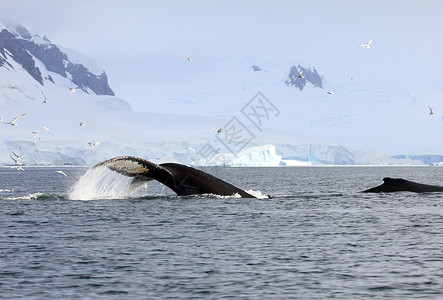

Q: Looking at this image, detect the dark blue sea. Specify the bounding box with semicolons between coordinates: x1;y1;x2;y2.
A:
1;166;442;299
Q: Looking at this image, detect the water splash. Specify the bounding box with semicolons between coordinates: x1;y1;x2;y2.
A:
68;166;147;200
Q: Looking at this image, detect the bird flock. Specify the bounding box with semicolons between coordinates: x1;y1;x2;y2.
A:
2;85;101;175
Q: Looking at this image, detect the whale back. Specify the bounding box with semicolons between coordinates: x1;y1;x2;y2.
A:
160;163;255;198
363;177;443;193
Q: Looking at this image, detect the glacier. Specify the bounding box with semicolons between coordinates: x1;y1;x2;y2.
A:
191;144;425;167
193;145;283;167
192;144;313;167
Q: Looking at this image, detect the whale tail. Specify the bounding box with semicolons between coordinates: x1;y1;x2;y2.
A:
93;156;256;198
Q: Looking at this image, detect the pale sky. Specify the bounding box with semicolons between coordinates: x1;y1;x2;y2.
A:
2;0;443;107
1;0;443;154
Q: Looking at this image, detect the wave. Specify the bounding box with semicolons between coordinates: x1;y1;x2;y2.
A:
3;192;65;201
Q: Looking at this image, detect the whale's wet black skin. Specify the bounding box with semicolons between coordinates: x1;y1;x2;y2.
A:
94;156;256;198
362;177;443;193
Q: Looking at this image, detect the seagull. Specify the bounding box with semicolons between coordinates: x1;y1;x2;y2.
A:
10;166;25;171
88;142;100;148
5;113;26;126
40;97;51;105
70;86;81;93
183;55;196;61
327;89;334;95
187;146;197;153
12;151;23;160
42;126;50;134
11;151;23;164
56;170;67;177
428;106;434;115
32;132;41;141
359;39;374;49
212;127;224;133
10;154;20;164
79;120;89;127
298;70;304;78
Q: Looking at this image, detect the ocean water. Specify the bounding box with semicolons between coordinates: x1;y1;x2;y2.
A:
0;166;442;299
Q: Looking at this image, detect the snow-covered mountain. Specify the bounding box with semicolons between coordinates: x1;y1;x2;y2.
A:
1;23;114;96
0;23;439;166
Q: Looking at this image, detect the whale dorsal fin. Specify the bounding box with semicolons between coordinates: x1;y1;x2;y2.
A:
383;177;394;183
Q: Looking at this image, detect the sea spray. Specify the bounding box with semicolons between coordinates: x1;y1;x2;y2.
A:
68;166;147;200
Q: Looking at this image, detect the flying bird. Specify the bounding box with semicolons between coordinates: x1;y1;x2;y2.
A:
327;89;334;95
428;106;434;115
5;113;26;126
11;151;23;164
212;127;224;133
12;151;23;160
79;120;89;127
359;39;374;49
10;154;20;164
40;97;51;105
42;126;50;134
32;132;41;141
56;170;67;177
298;70;304;78
70;86;81;93
183;55;196;61
88;142;100;148
187;146;197;153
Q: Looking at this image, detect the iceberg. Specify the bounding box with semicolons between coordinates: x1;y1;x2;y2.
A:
280;159;312;166
193;144;283;167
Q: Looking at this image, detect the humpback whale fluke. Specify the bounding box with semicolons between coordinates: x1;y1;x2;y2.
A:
94;156;256;198
362;177;443;193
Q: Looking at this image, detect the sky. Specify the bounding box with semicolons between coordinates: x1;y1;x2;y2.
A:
2;0;443;102
1;0;443;154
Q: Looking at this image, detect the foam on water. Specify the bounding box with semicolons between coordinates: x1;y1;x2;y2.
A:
4;192;47;200
245;189;269;199
206;193;242;199
68;166;147;200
